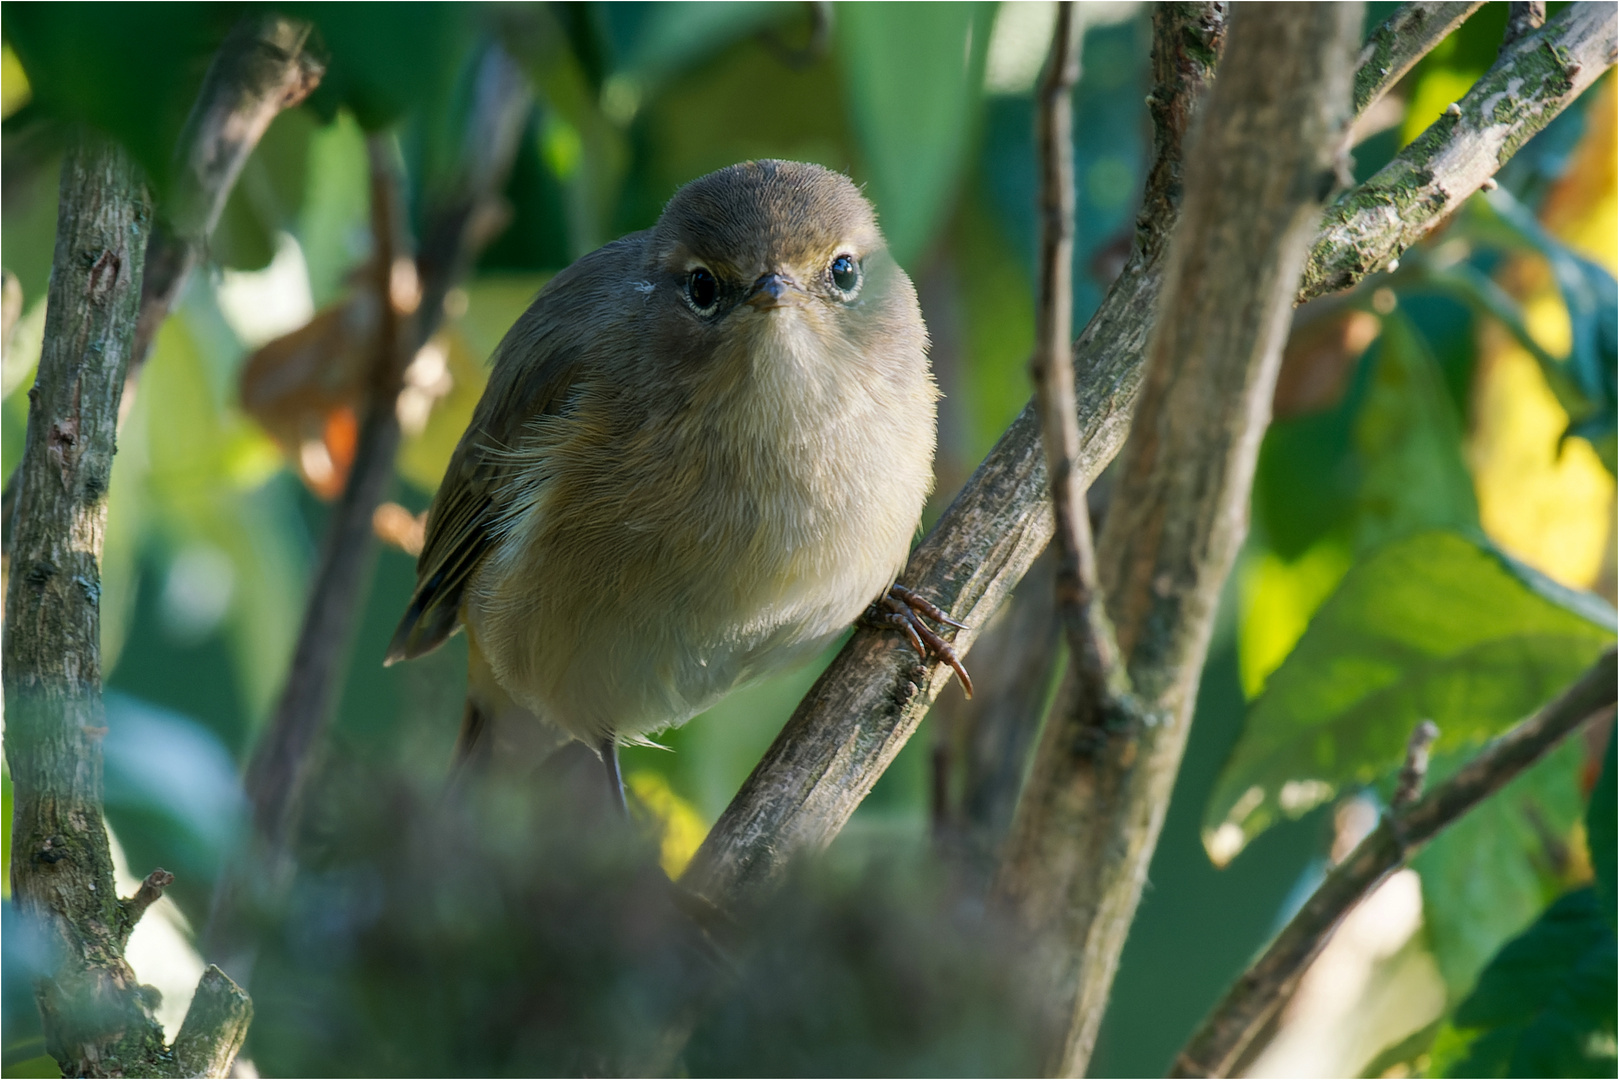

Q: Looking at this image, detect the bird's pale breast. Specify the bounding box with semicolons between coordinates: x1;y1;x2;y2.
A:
466;296;935;745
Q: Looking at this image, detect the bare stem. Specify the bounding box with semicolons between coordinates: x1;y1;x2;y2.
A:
1504;1;1547;47
1391;718;1441;808
1031;3;1130;709
1171;649;1617;1079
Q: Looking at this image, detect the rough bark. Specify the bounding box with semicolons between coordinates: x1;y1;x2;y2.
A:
1171;649;1617;1079
1303;1;1617;299
1353;2;1485;115
4;130;254;1080
3;131;169;1079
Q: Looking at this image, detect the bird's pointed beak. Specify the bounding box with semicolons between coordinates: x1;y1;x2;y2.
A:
745;272;804;311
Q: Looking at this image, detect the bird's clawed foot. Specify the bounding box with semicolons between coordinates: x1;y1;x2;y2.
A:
865;583;974;698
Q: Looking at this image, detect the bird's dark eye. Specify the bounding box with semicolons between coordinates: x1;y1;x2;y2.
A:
687;267;718;312
830;254;860;295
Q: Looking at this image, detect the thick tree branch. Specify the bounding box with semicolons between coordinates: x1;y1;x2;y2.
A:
1171;649;1618;1079
1303;1;1616;299
1;131;167;1077
1354;3;1484;116
172;967;253;1080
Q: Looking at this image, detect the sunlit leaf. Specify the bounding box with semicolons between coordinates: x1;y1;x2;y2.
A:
1352;311;1479;552
1204;531;1615;864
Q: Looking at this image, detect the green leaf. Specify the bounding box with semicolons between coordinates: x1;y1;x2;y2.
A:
836;3;994;266
1415;737;1585;998
1589;731;1616;930
1429;888;1617;1078
1352;311;1479;553
1204;530;1616;864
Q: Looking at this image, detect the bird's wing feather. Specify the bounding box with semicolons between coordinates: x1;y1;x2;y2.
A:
385;235;646;664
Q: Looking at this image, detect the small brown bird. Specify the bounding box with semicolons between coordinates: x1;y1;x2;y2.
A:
386;160;968;805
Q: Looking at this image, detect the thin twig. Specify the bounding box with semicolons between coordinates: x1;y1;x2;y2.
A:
242;135;411;855
1354;2;1484;116
116;867;175;948
1391;719;1440;808
1031;3;1130;711
1171;649;1617;1079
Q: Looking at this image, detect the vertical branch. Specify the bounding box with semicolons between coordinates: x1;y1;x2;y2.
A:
239;134;413;860
1030;3;1128;703
996;6;1363;1075
2;131;161;1077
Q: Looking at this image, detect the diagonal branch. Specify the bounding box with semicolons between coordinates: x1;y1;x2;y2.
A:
128;15;324;400
1354;2;1485;116
1171;649;1618;1079
1303;0;1616;299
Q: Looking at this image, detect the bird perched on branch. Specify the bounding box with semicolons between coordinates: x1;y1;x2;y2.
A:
386;160;968;807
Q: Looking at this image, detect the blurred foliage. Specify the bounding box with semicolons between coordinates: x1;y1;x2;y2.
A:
1;4;1615;1078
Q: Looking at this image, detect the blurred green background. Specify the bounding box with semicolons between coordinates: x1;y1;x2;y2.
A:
2;3;1614;1076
